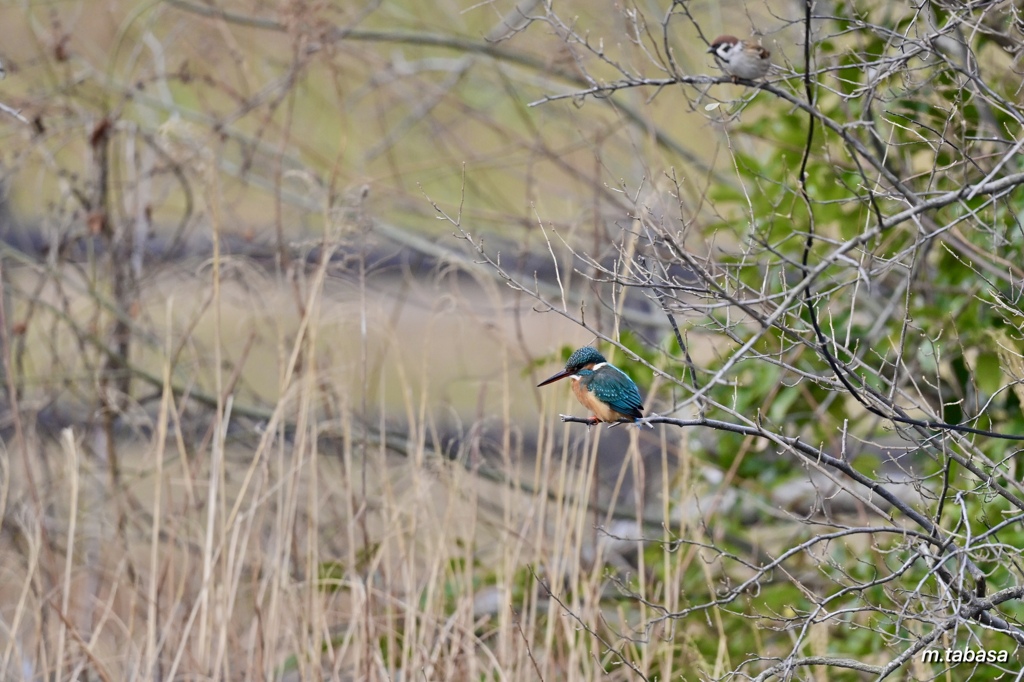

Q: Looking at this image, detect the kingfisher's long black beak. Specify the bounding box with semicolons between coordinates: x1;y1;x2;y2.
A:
537;368;572;387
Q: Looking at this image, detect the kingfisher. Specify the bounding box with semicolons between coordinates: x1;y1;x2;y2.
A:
537;346;644;425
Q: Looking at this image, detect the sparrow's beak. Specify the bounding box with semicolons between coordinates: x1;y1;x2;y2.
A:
537;368;572;387
707;45;715;54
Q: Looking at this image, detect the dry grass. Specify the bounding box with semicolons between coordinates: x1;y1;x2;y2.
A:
0;244;706;680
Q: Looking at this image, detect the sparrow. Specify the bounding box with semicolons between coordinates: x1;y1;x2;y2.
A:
708;35;771;82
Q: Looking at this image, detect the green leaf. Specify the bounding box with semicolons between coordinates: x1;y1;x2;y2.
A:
974;350;1003;398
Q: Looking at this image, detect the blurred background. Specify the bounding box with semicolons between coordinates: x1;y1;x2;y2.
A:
0;0;771;426
0;2;760;677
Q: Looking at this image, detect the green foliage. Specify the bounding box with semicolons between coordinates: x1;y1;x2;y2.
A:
612;329;658;389
316;560;347;592
630;4;1024;673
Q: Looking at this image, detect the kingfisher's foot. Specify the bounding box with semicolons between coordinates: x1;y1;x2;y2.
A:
634;414;657;429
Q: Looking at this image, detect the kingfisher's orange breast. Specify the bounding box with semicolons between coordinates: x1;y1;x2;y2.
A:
571;377;631;423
